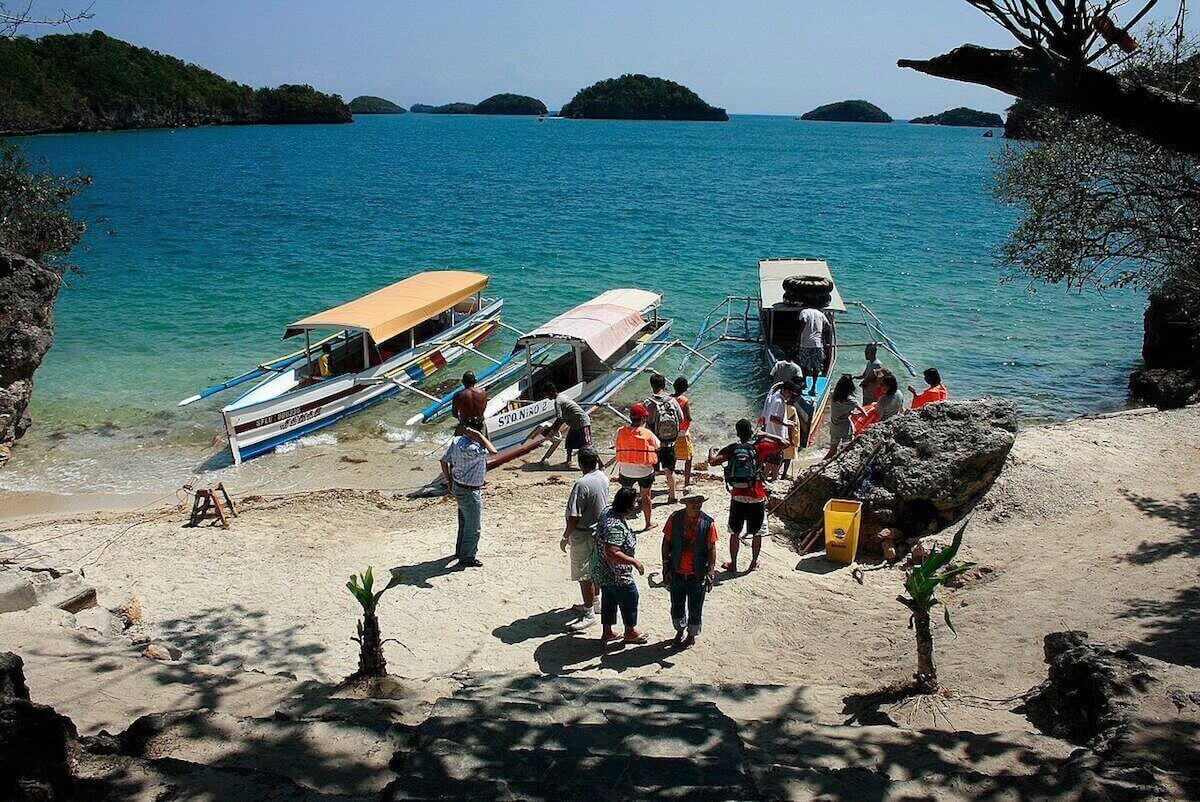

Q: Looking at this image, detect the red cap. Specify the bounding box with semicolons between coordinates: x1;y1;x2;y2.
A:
630;404;649;421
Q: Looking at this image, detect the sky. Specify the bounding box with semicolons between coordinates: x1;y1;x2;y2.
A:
21;1;1156;117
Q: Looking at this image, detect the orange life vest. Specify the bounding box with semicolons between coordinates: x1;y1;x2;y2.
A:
615;426;657;464
911;384;948;410
850;403;880;436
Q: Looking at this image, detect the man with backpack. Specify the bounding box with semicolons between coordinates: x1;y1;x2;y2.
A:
708;419;783;573
643;373;685;505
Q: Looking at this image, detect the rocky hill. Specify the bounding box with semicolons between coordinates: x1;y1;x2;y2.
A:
348;95;406;114
0;31;350;135
409;102;477;114
559;74;728;121
473;93;547;115
910;107;1003;127
800;100;892;123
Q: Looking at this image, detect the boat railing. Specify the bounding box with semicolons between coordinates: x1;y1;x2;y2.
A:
839;300;918;377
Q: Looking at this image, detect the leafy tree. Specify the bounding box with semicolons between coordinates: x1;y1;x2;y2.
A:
346;566;403;678
560;74;728;121
0;141;89;263
896;522;974;692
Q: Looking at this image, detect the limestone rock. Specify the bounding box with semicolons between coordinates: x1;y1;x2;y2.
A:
1129;367;1200;410
0;570;38;613
774;398;1017;553
1023;631;1200;799
0;250;66;463
143;643;175;662
1131;292;1200;409
0;652;81;800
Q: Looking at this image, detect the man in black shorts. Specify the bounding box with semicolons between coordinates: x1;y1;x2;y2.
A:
708;419;783;573
643;373;684;505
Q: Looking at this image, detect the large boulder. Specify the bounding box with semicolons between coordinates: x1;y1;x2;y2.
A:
0;249;67;465
1130;292;1200;409
0;652;82;800
775;398;1017;550
1022;631;1200;800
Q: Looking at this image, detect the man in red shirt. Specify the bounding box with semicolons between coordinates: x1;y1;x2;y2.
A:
661;493;719;649
709;419;784;573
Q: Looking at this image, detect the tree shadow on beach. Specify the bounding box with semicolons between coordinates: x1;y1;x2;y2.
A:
1123;490;1200;563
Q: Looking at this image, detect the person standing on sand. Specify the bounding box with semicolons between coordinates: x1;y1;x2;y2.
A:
661;493;718;649
876;373;905;422
539;382;592;467
643;373;685;504
709;419;779;573
797;304;830;396
451;372;488;434
825;374;863;460
859;345;886;405
559;448;608;630
592;487;648;645
758;381;798;480
439;426;498;568
672;376;695;489
614;404;659;531
908;368;948;409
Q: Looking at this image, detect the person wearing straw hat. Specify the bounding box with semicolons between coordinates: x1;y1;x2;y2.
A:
660;492;718;649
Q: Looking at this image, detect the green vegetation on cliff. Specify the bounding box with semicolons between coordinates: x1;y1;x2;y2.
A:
348;96;406;114
800;100;892;123
0;31;351;134
910;107;1003;127
474;94;547;116
410;102;477;114
559;75;727;121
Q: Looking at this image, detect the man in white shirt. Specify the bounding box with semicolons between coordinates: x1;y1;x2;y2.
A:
797;306;830;396
758;382;798;479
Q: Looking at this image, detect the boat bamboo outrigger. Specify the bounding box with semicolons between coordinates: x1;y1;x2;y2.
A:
410;288;716;467
686;259;915;447
181;271;503;463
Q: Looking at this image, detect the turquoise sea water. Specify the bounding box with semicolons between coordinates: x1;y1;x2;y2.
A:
10;114;1142;481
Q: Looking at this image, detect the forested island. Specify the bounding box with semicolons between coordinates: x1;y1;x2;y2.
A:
348;96;406;114
1003;99;1043;139
474;94;547;115
801;100;892;123
559;74;728;121
0;31;351;135
410;102;478;114
910;107;1003;127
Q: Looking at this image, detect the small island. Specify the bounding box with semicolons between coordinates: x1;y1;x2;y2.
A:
409;102;478;114
473;93;548;116
800;100;892;123
910;107;1003;127
559;74;728;121
348;96;406;114
0;30;351;135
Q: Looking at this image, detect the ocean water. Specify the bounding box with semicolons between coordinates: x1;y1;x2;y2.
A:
6;114;1143;490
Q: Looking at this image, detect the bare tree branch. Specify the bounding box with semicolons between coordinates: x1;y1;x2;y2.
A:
0;2;94;39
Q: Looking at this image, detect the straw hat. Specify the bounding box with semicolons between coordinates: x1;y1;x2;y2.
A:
680;492;707;504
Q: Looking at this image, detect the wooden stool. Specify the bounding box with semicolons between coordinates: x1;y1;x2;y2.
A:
189;483;238;528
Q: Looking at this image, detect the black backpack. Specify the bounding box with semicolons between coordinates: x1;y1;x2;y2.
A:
723;441;761;488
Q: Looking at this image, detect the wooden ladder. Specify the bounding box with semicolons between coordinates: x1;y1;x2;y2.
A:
188;483;238;528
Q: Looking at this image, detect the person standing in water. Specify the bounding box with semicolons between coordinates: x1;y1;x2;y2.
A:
560;448;608;630
592;487;648;645
661;493;718;649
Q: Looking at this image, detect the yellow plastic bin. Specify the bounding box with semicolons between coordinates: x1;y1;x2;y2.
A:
823;499;862;565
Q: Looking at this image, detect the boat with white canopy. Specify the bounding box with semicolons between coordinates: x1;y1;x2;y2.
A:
411;288;714;465
181;271;503;463
687;259;915;447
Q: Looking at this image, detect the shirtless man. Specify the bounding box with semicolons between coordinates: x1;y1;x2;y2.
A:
451;372;488;433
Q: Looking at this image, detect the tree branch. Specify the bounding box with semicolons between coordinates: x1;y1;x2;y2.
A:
898;44;1200;157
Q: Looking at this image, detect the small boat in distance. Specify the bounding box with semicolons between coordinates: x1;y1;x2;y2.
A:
688;259;915;447
411;289;715;466
182;271;503;463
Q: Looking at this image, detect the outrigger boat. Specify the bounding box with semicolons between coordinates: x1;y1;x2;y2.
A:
687;259;915;447
181;271;503;463
410;288;715;465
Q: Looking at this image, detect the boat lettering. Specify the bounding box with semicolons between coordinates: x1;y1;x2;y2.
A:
281;407;323;431
493;399;552;430
245;404;324;432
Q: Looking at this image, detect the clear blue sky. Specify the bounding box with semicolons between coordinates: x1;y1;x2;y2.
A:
25;1;1117;116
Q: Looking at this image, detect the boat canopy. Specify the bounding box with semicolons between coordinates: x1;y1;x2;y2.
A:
758;259;846;312
517;288;660;361
284;271;489;343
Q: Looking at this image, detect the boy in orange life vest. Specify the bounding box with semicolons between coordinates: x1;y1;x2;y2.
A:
908;367;948;409
660;493;718;649
614;404;660;531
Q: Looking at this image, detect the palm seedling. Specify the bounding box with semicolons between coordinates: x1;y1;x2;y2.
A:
346;566;402;678
897;520;975;692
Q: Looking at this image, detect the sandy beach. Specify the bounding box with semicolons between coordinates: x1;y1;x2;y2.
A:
3;403;1198;742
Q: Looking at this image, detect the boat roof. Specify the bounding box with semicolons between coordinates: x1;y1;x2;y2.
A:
758;259;846;312
517;288;660;361
284;271;489;343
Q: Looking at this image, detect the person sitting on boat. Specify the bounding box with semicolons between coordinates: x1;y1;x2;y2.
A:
858;344;886;404
672;376;695;489
452;372;488;434
908;368;948;409
642;373;685;505
538;382;592;467
315;343;334;379
825;374;864;460
876;372;905;422
758;381;798;479
797;303;831;396
614;404;660;531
